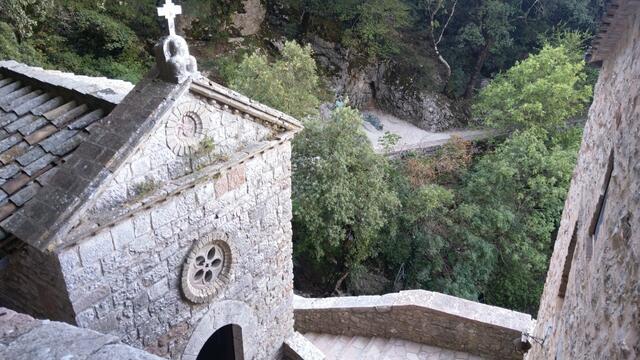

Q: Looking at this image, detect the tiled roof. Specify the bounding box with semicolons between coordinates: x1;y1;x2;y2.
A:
0;62;302;255
1;68;185;253
0;68;113;256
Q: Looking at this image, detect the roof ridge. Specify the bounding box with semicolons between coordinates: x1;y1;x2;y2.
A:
1;70;187;251
0;61;134;105
191;78;303;132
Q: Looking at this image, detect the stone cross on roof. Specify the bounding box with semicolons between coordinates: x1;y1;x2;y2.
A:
157;0;182;36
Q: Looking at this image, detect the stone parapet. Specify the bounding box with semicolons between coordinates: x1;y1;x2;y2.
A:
294;290;533;360
0;307;163;360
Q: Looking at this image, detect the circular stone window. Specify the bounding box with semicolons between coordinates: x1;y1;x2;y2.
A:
166;102;207;156
181;235;232;303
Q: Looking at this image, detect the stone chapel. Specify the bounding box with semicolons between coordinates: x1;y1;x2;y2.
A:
0;1;638;360
0;1;302;358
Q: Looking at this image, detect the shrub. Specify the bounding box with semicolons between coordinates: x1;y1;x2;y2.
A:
292;105;399;291
0;0;53;41
473;43;592;131
0;21;45;64
229;41;321;119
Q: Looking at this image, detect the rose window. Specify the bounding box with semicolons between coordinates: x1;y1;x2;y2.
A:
166;102;207;156
181;235;232;303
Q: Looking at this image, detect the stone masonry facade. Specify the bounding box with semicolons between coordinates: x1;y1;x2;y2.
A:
526;3;640;359
52;88;297;358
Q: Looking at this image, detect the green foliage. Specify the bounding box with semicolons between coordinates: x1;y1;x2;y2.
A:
30;33;149;83
0;21;45;64
292;106;399;285
473;44;592;131
379;137;496;300
342;0;412;60
378;132;401;153
0;2;153;82
0;0;53;41
183;0;245;41
65;8;139;57
459;127;581;313
229;41;321;119
433;0;599;97
280;0;411;60
132;178;160;199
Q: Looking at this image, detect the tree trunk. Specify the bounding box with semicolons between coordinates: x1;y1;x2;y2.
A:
463;40;492;99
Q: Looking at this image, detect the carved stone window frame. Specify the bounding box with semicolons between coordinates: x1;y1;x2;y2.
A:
181;232;233;303
166;101;208;156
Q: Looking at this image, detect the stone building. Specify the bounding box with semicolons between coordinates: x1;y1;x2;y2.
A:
525;1;640;359
0;3;303;358
1;1;639;360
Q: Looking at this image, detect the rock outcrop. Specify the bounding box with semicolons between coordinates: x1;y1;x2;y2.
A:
309;36;461;132
231;0;266;36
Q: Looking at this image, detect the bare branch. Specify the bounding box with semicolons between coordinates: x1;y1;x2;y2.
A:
436;0;457;46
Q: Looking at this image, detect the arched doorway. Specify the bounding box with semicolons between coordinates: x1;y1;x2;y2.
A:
182;301;257;360
196;324;244;360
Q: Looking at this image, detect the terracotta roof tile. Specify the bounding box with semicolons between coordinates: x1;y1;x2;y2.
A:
42;100;77;121
51;104;89;127
1;86;32;105
32;96;64;116
13;93;52;116
0;68;116;243
2;173;30;194
0;202;16;222
4;89;44;112
0;142;29;165
17;116;47;136
0;82;22;97
24;125;57;145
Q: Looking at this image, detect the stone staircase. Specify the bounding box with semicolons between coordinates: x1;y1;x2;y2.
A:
304;332;483;360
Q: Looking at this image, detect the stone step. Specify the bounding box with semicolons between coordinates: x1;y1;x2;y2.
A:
303;332;482;360
323;334;352;359
304;332;320;342
339;336;370;359
359;337;390;359
313;333;335;355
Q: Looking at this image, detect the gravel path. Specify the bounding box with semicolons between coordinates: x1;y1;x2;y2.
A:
362;110;492;153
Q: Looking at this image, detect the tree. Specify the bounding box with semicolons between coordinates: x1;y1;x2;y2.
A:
473;43;592;132
0;0;53;42
417;0;458;81
459;126;582;313
229;41;321;119
342;0;412;60
292;105;399;293
455;0;517;99
280;0;411;60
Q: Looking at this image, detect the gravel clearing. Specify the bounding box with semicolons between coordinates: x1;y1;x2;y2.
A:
362;110;491;153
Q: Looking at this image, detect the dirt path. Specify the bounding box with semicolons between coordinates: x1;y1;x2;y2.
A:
362;110;492;154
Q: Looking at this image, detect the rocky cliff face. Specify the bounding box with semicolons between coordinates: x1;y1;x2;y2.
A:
231;0;266;36
310;36;461;132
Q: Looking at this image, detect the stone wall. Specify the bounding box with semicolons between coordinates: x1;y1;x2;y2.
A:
0;245;75;324
0;307;164;360
526;6;640;360
294;291;533;360
84;91;273;219
54;138;294;359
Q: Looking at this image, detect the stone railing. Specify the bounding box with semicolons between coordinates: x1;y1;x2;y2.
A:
283;331;325;360
294;290;534;360
0;307;163;359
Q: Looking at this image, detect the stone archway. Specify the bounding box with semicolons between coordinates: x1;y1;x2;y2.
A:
196;324;243;360
182;300;257;360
